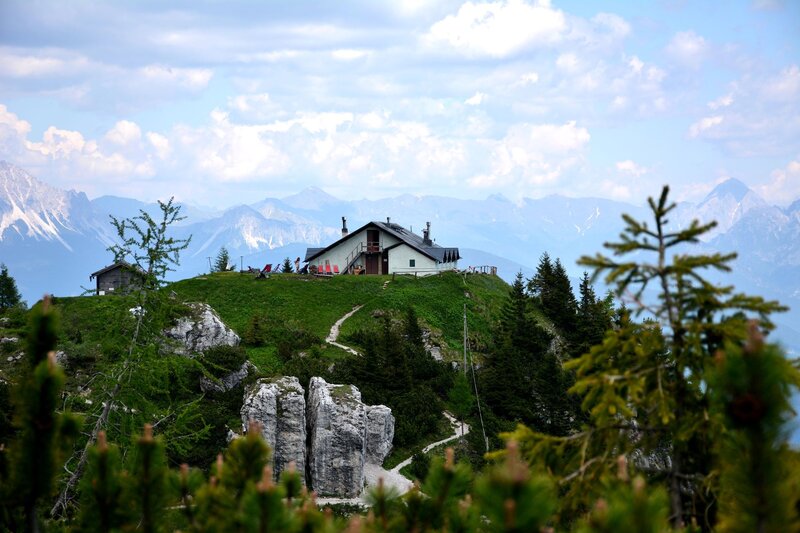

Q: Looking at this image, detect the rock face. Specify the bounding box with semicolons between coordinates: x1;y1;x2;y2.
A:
307;377;366;497
365;405;394;464
239;375;395;498
164;303;240;355
241;376;306;482
200;361;254;393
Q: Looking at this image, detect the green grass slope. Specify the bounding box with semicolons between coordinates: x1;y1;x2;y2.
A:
170;271;508;367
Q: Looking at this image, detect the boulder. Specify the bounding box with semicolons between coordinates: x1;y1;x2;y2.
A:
241;376;306;482
164;303;240;355
365;405;394;465
307;377;366;497
200;361;255;393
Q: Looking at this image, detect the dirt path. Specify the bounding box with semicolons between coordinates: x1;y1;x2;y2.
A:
325;305;363;355
317;310;470;507
390;412;469;474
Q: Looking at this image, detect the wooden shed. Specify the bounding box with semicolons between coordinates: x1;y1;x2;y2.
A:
89;261;145;295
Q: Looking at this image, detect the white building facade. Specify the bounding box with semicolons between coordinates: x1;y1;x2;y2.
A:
304;218;460;276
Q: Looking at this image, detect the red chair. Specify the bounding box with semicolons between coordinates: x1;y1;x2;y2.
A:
263;263;272;273
325;264;332;275
333;265;340;275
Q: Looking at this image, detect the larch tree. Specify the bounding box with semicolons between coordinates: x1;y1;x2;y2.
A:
52;197;193;517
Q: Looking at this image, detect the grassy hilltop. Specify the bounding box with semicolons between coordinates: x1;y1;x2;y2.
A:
0;270;509;469
170;270;508;371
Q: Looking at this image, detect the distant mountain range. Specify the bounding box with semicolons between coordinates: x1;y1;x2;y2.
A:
2;160;799;353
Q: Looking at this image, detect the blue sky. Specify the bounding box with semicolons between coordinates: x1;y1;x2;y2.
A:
1;0;798;208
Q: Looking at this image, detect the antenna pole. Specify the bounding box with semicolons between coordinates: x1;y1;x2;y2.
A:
463;304;468;375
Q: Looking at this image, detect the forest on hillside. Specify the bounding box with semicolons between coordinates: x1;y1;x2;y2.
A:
0;187;798;531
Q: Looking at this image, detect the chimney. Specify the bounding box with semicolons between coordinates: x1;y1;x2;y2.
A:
423;221;432;245
341;216;348;237
386;217;391;225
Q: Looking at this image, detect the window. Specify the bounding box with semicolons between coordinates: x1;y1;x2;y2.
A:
409;259;416;267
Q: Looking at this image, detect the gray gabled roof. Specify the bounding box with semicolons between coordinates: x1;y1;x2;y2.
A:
90;260;146;280
304;221;460;263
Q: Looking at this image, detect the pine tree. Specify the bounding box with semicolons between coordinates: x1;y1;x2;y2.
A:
0;298;79;532
711;323;800;531
281;257;294;273
0;263;23;311
575;272;612;357
502;186;788;528
482;273;553;428
214;246;230;272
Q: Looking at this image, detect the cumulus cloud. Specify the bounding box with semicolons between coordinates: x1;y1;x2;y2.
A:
687;64;799;156
465;92;487;105
708;93;734;110
666;31;709;69
175;110;291;182
615;159;649;177
688;115;724;138
146;132;171;160
0;104;158;198
422;0;567;58
756;157;800;204
105;120;142;146
516;72;540;86
470;121;590;193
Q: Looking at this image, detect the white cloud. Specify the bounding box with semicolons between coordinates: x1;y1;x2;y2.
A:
465;92;487;106
0;48;91;78
516;72;540;86
177;110;291;182
138;65;213;90
556;53;580;73
708;93;734;110
686;65;800;156
146;132;171;159
599;179;632;200
760;64;800;101
423;0;566;58
616;159;648;177
331;49;369;61
105;120;142;146
0;104;32;139
666;30;708;69
472;121;590;191
628;56;644;74
688;115;723;137
756;157;800;204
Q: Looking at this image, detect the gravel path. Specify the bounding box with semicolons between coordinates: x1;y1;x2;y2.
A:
317;309;470;507
325;305;363;355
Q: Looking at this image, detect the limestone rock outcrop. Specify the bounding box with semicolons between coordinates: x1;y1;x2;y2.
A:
200;361;255;393
241;376;306;482
239;375;395;498
307;377;367;497
365;405;394;465
164;303;240;355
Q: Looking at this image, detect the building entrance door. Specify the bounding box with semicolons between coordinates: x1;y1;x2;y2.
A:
366;254;379;274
